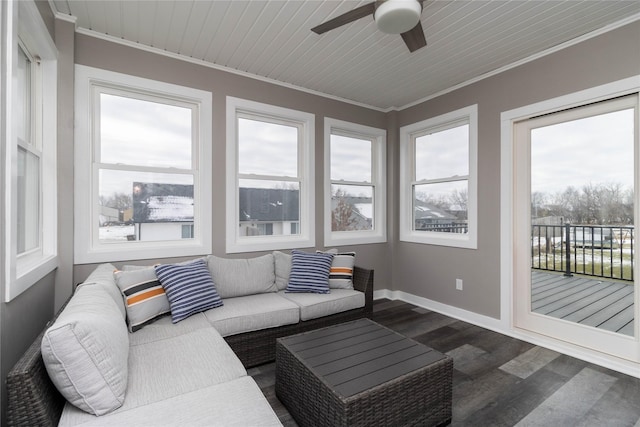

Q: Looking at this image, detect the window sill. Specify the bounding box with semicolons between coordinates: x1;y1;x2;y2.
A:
74;240;212;265
226;235;315;254
7;254;59;302
400;232;477;249
325;231;387;247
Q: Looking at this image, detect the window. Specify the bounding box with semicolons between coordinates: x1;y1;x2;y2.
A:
2;0;58;301
324;118;386;246
181;225;194;239
226;97;315;253
75;65;212;263
400;105;478;248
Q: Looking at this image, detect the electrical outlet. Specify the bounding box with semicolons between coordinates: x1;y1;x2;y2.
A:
456;279;463;290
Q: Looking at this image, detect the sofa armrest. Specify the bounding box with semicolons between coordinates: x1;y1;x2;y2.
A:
7;327;65;427
353;266;374;316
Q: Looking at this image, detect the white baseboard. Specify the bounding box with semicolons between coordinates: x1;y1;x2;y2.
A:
374;289;503;331
374;289;640;379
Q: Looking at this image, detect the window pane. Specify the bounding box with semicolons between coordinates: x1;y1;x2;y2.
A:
238;179;299;237
17;147;40;253
17;46;31;145
413;181;468;233
331;184;374;231
99;169;193;242
181;224;194;239
100;93;192;169
415;124;469;181
330;134;371;182
238;118;298;177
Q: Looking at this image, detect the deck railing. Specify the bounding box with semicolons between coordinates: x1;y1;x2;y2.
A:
531;224;634;282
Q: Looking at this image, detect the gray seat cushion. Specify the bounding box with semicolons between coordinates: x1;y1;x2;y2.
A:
59;326;249;425
203;293;300;337
59;376;282;426
125;327;247;410
279;289;365;321
128;312;212;346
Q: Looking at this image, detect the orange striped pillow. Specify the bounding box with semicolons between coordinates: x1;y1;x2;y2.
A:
317;250;356;289
114;267;170;332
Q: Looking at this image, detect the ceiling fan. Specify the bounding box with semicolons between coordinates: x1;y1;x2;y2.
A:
311;0;427;53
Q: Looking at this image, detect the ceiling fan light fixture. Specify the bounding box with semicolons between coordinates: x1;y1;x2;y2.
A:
374;0;422;34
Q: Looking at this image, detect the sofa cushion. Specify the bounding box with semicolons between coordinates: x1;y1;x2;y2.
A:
203;293;300;337
279;289;365;321
114;267;170;332
155;259;223;323
121;257;207;272
58;377;281;427
207;254;277;298
273;251;292;291
59;327;251;426
318;250;356;289
78;263;126;319
128;312;212;347
285;250;333;294
126;328;246;408
41;285;129;416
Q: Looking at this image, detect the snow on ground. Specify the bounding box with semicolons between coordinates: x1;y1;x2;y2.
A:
99;225;134;241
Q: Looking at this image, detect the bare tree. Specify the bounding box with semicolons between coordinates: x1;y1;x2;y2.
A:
331;189;358;231
100;192;132;211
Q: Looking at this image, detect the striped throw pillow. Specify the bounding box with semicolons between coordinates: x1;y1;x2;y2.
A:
285;250;333;294
155;259;223;323
318;250;356;289
114;267;171;332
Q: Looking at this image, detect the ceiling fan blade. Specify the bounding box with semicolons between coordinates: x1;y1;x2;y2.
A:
401;21;427;52
311;2;376;34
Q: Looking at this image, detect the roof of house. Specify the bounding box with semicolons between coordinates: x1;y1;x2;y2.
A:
239;188;299;222
133;182;194;223
414;200;457;221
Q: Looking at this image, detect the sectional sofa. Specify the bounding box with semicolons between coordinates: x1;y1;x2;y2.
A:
7;251;374;426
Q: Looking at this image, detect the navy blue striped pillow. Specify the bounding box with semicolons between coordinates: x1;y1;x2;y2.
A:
285;250;334;294
154;259;223;323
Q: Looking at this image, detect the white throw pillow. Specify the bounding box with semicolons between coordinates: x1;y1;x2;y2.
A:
41;285;129;416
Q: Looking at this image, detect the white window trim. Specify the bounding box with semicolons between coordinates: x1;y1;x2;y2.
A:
399;104;478;249
226;97;315;253
324;118;386;246
74;65;212;264
2;0;58;302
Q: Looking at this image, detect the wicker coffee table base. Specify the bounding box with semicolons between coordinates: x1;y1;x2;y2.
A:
275;321;453;427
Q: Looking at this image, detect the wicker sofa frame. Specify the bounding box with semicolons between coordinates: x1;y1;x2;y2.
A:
6;266;374;427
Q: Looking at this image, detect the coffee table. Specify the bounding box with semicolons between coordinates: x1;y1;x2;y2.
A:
275;318;453;427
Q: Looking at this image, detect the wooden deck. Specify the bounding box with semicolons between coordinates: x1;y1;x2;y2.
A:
531;270;635;336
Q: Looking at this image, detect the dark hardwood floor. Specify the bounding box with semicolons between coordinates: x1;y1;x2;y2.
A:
248;299;640;427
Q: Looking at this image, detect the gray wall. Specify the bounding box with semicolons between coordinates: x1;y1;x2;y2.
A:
71;34;392;288
393;21;640;319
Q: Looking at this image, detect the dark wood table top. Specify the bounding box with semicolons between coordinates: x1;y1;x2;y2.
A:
278;318;447;398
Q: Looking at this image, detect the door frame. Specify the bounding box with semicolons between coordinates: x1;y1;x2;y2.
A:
500;76;640;375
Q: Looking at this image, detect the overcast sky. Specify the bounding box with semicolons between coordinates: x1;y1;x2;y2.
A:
99;94;193;198
331;134;371;183
415;124;469;181
99;94;635;205
531;108;634;195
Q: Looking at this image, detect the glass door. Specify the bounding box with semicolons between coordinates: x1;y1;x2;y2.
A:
514;94;639;362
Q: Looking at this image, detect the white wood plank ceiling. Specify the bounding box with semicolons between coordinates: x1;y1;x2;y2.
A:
51;0;640;111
